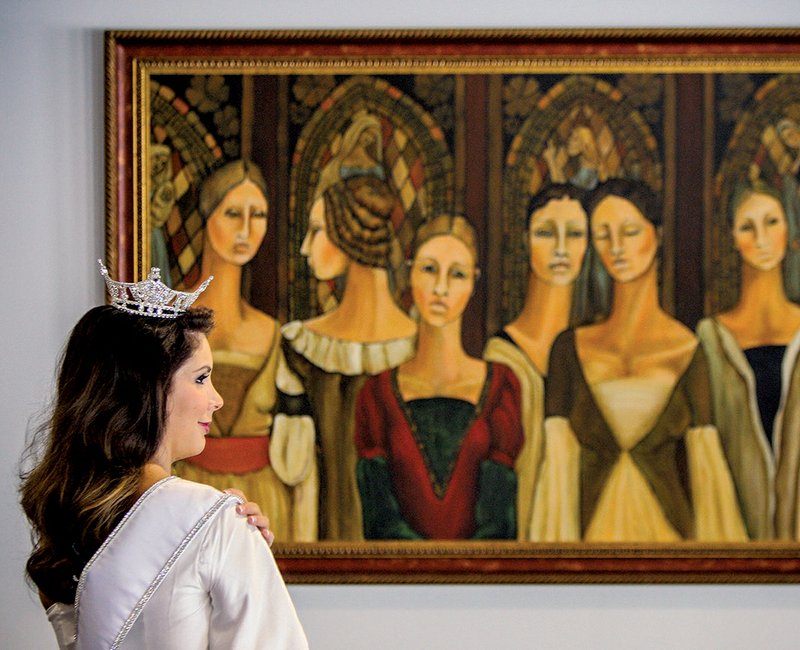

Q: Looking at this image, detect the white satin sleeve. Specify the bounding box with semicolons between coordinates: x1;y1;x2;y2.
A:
529;416;581;541
47;602;76;650
686;425;748;542
202;504;309;649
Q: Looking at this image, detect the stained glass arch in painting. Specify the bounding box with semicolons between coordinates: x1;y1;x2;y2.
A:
501;74;664;324
148;77;236;289
288;75;454;319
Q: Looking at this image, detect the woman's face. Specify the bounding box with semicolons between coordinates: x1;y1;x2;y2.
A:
411;234;476;328
591;195;659;283
160;335;223;465
300;196;350;280
205;179;268;267
527;196;588;286
732;191;788;272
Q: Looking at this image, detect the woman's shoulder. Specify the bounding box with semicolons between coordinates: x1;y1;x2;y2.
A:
163;477;241;509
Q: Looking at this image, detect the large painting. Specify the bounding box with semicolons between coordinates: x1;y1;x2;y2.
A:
106;29;800;582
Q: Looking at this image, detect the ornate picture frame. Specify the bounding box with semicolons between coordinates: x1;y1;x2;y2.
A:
106;28;800;583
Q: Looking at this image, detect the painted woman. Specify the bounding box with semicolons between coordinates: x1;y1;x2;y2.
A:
531;178;747;542
484;183;599;540
697;180;800;539
175;159;318;542
355;215;523;539
281;174;417;540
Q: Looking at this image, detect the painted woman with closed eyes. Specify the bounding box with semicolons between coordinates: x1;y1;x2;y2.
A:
281;174;417;540
531;178;747;542
697;181;800;540
355;215;523;539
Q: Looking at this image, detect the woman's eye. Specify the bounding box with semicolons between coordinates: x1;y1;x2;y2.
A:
450;268;468;280
592;230;609;241
567;229;586;239
195;373;210;385
225;209;242;218
766;216;781;226
738;222;755;233
533;228;554;238
420;263;437;274
252;210;268;219
623;228;641;237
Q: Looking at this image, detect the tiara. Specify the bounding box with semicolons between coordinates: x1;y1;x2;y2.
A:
98;260;213;319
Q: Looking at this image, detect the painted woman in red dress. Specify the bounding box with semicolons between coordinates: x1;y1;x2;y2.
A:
355;215;523;539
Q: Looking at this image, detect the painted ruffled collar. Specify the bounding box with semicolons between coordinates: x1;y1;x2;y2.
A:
282;320;416;376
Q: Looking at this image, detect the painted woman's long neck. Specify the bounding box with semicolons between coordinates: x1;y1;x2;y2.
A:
338;263;394;315
606;266;663;337
329;262;412;341
197;252;244;323
514;273;574;337
412;318;468;380
738;264;790;316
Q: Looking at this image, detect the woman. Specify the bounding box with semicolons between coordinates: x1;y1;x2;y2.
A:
531;178;747;542
282;174;417;540
175;159;318;543
20;263;307;649
355;215;523;539
484;183;597;540
697;181;800;539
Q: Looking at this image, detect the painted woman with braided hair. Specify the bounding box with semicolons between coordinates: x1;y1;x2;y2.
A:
282;174;417;540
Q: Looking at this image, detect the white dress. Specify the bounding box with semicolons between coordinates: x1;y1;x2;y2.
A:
47;476;308;649
483;334;545;541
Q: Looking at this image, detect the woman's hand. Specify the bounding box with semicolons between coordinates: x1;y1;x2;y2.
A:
223;488;275;546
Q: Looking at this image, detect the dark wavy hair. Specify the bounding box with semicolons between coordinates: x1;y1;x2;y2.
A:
19;305;213;604
584;177;662;227
525;182;588;229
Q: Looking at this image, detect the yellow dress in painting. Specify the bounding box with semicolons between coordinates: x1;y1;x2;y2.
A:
530;331;747;542
175;331;318;542
483;334;545;541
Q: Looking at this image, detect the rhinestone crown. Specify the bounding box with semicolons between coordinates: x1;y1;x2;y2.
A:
98;260;213;319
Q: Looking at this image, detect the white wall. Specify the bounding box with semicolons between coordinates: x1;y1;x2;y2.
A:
2;1;799;648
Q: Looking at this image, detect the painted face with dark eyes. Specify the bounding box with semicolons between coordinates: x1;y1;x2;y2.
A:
732;191;788;272
591;195;659;283
205;180;268;267
527;196;588;287
411;234;477;328
300;196;351;281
